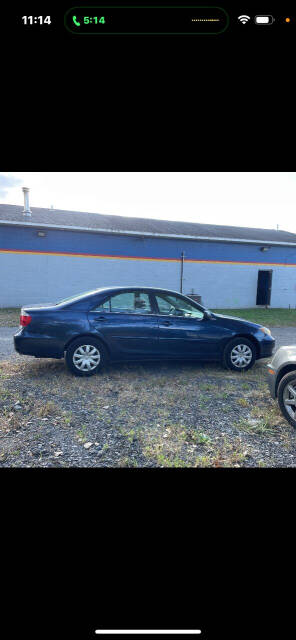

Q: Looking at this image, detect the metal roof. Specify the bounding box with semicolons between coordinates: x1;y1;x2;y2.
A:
1;203;296;245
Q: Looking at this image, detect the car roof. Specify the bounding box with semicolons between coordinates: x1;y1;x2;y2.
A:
68;286;199;305
63;287;205;308
90;286;186;295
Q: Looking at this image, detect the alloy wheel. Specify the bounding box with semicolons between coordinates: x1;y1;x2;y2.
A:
283;379;296;422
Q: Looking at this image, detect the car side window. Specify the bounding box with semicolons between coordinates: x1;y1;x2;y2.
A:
155;294;204;319
93;292;152;315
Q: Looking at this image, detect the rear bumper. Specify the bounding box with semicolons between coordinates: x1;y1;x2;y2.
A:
14;332;29;354
14;333;63;358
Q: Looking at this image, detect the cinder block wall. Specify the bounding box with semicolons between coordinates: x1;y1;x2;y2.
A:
1;224;296;308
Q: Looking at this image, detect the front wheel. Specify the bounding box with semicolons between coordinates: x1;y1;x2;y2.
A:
277;371;296;429
223;337;256;372
65;338;107;376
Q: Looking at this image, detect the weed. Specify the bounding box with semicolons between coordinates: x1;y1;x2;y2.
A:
237;398;249;407
236;419;277;436
195;455;212;467
76;424;87;442
241;383;250;391
187;430;211;445
37;401;58;417
62;411;73;426
199;383;215;391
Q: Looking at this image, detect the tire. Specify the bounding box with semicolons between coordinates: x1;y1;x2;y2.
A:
65;337;108;376
223;337;256;372
277;371;296;429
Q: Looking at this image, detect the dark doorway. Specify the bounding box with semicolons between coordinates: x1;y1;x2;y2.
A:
256;270;273;305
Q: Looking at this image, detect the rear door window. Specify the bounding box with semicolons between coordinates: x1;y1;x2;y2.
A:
94;292;152;314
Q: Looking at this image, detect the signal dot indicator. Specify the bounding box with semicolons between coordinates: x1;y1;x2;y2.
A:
191;18;220;22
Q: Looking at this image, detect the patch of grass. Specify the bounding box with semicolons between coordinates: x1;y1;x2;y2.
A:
187;430;212;445
9;448;21;457
62;411;73;426
250;404;284;427
198;383;216;391
118;456;139;467
120;428;136;443
207;438;251;467
236;418;278;436
156;454;188;468
0;308;20;327
195;455;212;467
241;382;251;390
76;424;87;441
118;457;129;467
139;421;214;467
36;401;58;417
0;387;13;402
198;394;209;408
1;411;22;432
245;389;266;400
237;397;249;407
213;308;296;327
0;366;9;380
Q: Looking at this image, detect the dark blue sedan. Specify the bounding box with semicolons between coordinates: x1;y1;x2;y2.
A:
14;286;275;376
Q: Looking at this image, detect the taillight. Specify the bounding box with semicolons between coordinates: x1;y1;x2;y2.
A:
20;310;32;327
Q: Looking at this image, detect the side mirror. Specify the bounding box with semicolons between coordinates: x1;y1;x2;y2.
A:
203;310;212;320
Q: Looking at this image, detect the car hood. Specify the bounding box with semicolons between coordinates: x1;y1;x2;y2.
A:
211;312;262;330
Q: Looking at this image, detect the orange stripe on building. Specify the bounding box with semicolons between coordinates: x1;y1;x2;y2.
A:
0;248;296;267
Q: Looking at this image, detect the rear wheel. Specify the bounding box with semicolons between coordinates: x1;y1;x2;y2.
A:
223;337;256;372
277;371;296;429
65;338;107;376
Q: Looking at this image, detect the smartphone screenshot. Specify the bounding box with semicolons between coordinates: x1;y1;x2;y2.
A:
0;3;294;640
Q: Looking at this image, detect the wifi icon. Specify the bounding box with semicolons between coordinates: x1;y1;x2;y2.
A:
238;14;251;24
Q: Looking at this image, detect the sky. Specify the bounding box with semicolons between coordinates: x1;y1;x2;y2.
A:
0;172;295;233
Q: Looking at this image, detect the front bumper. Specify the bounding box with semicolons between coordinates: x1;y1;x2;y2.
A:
259;337;275;359
266;363;277;398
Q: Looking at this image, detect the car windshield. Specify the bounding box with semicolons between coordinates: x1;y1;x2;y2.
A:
55;289;103;305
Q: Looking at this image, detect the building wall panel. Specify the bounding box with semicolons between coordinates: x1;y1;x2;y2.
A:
1;224;296;308
1;224;296;265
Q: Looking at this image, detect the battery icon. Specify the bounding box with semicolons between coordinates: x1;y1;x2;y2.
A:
254;15;274;24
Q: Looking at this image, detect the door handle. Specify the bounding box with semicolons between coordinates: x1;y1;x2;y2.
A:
94;316;106;321
160;321;171;326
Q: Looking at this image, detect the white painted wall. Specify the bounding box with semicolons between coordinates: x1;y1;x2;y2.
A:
1;253;296;309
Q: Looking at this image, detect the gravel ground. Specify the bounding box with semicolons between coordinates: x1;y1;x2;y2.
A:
0;327;20;360
0;325;296;468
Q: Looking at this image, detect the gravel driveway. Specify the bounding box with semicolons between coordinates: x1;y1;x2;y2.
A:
1;326;295;360
0;325;296;468
0;327;20;360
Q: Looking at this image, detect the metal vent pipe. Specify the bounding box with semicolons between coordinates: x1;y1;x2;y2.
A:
22;187;32;216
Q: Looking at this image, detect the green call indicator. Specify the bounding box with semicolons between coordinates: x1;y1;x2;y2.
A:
64;6;229;35
72;15;106;26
